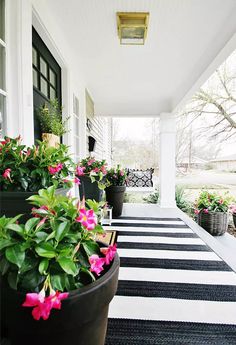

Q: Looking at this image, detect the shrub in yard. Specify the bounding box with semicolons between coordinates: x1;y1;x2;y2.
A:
144;186;193;214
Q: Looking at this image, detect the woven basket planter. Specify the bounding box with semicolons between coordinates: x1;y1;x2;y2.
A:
198;211;229;236
233;214;236;228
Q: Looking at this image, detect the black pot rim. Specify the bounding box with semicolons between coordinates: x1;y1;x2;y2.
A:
9;253;119;302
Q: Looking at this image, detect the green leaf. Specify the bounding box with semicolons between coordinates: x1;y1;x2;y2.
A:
6;223;24;235
82;241;100;257
51;273;66;291
8;271;18;290
46;231;56;241
20;256;37;274
21;269;45;290
8;214;23;224
5;244;25;268
58;257;78;276
80;267;96;282
0;257;10;275
35;231;48;243
35;242;56;258
25;218;40;233
0;239;15;251
39;258;49;275
20;177;28;191
55;221;69;242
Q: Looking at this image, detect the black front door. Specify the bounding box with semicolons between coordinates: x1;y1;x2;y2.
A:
32;28;62;141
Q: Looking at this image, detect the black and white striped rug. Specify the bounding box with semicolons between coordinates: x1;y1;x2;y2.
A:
105;217;236;344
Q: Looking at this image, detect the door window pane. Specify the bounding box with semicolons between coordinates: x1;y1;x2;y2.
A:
33;68;38;88
0;0;5;41
40;77;48;97
0;94;6;137
49;69;56;87
40;57;47;77
32;47;38;67
50;86;56;100
0;45;5;91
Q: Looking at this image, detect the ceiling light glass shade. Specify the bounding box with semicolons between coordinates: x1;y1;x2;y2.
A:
117;12;149;45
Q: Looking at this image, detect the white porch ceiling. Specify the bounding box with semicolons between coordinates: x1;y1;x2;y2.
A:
43;0;236;116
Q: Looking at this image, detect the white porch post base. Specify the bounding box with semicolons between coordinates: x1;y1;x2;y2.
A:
159;112;176;208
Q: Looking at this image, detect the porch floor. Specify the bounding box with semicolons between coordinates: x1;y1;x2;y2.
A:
105;203;236;344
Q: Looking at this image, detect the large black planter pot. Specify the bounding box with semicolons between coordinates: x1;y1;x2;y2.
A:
233;214;236;228
79;176;103;202
105;185;126;218
2;253;119;345
0;188;68;222
198;211;229;236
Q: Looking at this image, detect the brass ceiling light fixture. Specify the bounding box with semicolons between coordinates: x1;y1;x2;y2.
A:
117;12;149;45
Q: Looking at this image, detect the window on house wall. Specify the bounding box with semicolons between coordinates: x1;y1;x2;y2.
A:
0;0;6;138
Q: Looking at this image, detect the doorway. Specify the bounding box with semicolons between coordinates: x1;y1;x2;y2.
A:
32;27;62;141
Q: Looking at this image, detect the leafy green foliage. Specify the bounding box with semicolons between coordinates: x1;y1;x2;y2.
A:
105;165;127;186
76;157;108;189
144;186;193;214
194;190;232;213
0;137;74;191
37;99;70;136
0;186;106;293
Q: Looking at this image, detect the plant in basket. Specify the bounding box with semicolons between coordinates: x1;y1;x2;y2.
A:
105;166;127;218
194;190;232;236
0;186;119;345
0;136;76;219
75;157;108;202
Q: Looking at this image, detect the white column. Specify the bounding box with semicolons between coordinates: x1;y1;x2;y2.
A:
159;112;176;208
6;0;34;145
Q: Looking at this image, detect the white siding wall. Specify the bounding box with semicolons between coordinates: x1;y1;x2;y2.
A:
86;116;112;165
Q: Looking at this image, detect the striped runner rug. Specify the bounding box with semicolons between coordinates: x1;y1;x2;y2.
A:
105;216;236;345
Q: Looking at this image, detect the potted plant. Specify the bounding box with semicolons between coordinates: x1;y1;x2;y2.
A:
105;166;127;218
0;136;75;220
194;190;231;236
37;99;69;148
0;186;119;345
75;157;108;202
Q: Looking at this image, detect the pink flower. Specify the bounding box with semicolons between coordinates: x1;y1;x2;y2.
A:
87;159;95;166
2;168;11;181
194;209;200;215
89;255;105;276
203;209;209;214
100;244;117;265
63;178;70;183
101;166;107;175
22;290;51;321
74;177;81;185
120;171;124;176
219;199;223;204
76;166;85;176
93;167;100;173
32;205;49;217
46;291;69;310
75;208;97;230
48;163;63;175
22;290;69;321
26;149;31;156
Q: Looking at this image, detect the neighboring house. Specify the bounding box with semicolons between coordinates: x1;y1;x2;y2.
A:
177;156;207;170
210;154;236;171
